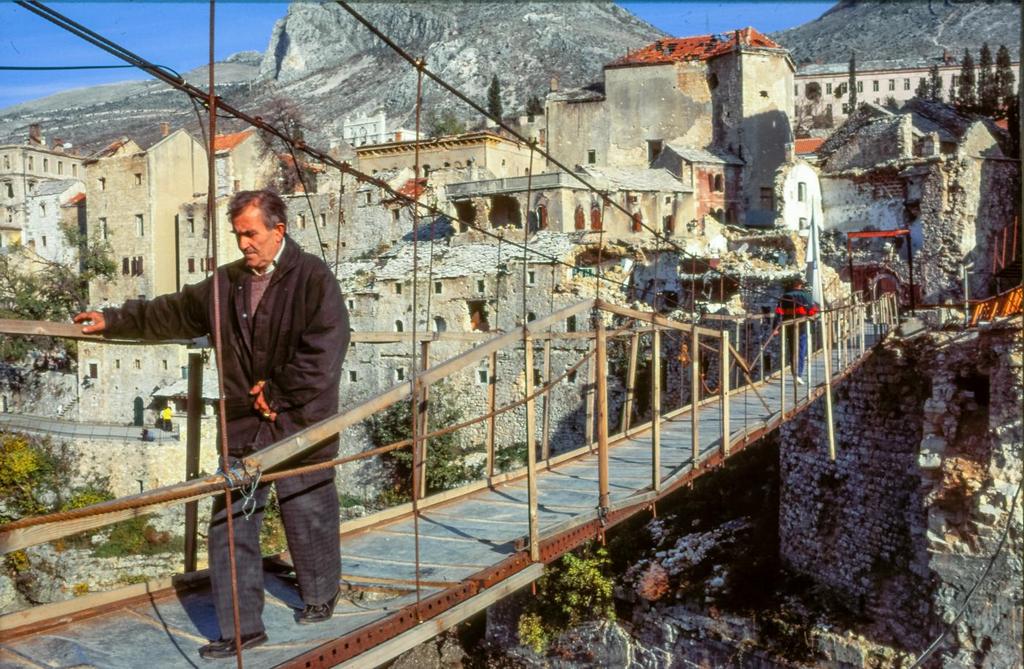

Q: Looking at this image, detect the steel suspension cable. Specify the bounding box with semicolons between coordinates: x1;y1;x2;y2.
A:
409;61;426;616
204;2;244;665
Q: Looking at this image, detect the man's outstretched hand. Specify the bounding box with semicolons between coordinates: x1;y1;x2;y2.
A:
73;311;106;334
249;380;277;422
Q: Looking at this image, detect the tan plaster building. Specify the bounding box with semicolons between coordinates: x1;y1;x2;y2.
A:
84;129;207;305
355;131;535;180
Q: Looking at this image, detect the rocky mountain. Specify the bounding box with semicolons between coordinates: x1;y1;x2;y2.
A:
772;0;1020;65
0;2;665;153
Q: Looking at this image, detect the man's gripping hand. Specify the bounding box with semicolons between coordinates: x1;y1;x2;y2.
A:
73;311;107;334
249;380;277;422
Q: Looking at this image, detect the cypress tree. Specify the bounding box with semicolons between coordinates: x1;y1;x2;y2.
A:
486;76;503;121
928;64;943;102
848;52;858;110
995;44;1016;118
977;43;997;116
915;74;930;100
955;48;977;113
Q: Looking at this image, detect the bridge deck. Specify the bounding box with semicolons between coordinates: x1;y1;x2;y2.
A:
0;335;879;669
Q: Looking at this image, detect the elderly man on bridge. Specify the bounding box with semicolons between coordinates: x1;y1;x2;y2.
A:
74;189;350;659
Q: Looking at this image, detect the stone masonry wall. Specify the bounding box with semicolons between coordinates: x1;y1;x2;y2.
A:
780;326;1023;665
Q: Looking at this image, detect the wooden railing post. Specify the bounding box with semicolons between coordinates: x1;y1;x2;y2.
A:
485;351;497;479
417;340;431;499
822;311;837;461
183;352;203;573
720;329;730;456
621;331;640;435
523;336;539;561
780;318;787;419
690;326;700;464
585;337;596;452
540;338;552;461
594;314;610;512
651;327;661;491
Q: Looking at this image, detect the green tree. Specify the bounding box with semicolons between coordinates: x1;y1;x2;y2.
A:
914;75;930;100
954;48;977;113
977;43;998;116
995;44;1016;118
486;75;504;121
927;64;943;102
525;95;544;117
847;52;857;111
425;110;466;138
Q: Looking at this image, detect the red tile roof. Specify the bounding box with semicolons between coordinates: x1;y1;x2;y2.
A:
795;137;825;154
396;178;428;199
66;192;86;205
214;129;254;151
608;28;781;68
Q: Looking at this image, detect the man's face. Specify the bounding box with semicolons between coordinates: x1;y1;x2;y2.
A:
232;204;285;272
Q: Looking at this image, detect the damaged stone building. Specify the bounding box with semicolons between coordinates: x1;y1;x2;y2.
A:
545;28;794;227
815;99;1019;304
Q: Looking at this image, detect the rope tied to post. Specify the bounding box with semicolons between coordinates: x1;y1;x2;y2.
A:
215;461;263;519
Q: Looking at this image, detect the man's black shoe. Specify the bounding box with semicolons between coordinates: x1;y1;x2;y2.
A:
296;589;340;624
198;632;268;659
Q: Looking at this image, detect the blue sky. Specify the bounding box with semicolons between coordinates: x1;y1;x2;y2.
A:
0;1;834;110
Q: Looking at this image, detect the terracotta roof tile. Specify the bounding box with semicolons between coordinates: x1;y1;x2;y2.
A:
214;129;254;151
608;27;781;68
795;137;825;154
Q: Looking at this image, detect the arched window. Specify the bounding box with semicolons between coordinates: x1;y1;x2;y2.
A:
574;205;585;230
434;316;447;333
631;212;643;233
394;320;404;333
713;174;724;192
590;205;602;231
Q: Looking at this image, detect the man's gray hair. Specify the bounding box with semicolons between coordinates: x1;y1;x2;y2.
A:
228;189;287;230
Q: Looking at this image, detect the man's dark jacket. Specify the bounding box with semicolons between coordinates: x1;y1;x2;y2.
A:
102;238;349;461
774;286;819;324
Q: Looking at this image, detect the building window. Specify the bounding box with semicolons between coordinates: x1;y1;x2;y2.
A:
27;180;35;194
1;155;7;169
187;216;195;234
394;283;402;295
98;177;106;191
122;257;130;275
41;235;47;247
799;217;808;230
712;174;724;192
631;212;643;233
468;300;490;332
395;367;405;382
590;205;602;231
26;156;33;171
574;205;585;230
57;162;63;175
319;213;327;228
434;316;447;332
134;359;141;370
297;213;306;229
187;258;195;273
856;81;863;93
825;82;832;94
663;215;674;234
647;139;663;163
797;182;807;202
888;79;895;91
72;164;78;177
477;369;488;384
872;80;879;92
394;320;404;333
162;360;168;370
841;103;850;114
88;363;98;379
476;279;485;293
527;312;536;322
826;103;833;113
364;192;372;204
434;280;443;295
3;182;11;198
567;315;577;332
349;370;358;382
39;202;46;216
587;149;596;165
98;217;108;240
42;158;49;172
904;78;911;91
134;173;142;186
115;359;120;370
760;187;774;211
527;270;536;286
135;214;144;236
794;83;799;96
346;298;354;310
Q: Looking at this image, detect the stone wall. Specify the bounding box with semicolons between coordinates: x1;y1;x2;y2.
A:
779;325;1023;665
